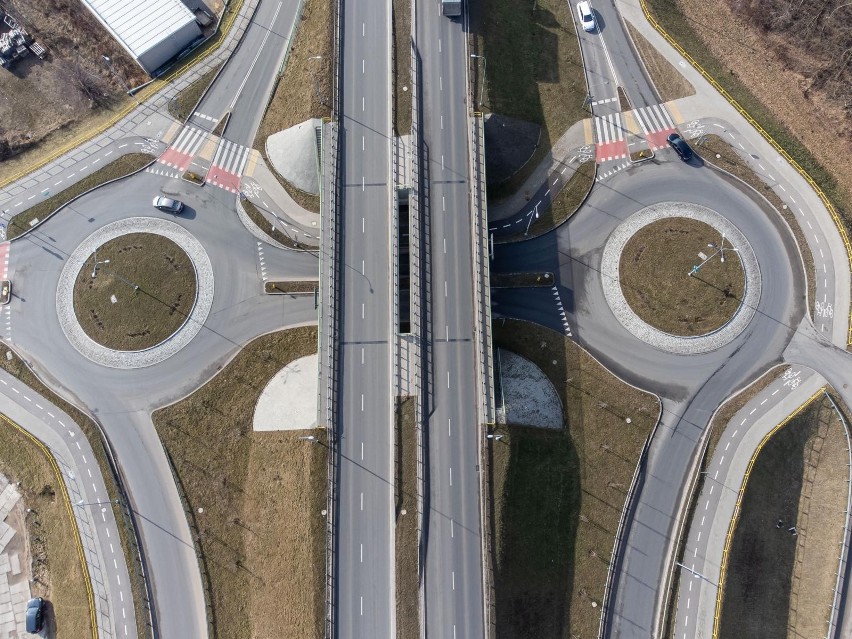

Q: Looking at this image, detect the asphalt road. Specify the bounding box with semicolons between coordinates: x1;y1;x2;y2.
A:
491;158;806;636
333;0;395;636
416;5;486;638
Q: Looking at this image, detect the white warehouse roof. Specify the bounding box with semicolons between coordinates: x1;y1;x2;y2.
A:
80;0;200;71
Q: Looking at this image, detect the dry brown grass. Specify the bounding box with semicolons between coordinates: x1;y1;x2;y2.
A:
73;233;196;351
265;281;317;294
253;0;333;214
698;134;816;314
0;349;148;637
6;153;153;239
718;394;849;639
395;397;419;639
0;417;92;638
624;20;694;102
241;199;316;249
392;0;412;135
152;326;325;639
490;320;660;638
168;67;222;122
619;217;745;336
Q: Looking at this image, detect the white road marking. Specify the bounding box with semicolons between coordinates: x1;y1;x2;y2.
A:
449;467;453;486
361;442;364;460
448;419;451;437
361;394;364;411
452;571;455;590
360;492;364;510
447;371;450;388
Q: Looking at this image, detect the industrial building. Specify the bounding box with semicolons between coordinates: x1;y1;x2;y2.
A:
78;0;202;75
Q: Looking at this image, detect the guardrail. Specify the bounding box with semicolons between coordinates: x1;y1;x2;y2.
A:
638;0;852;347
823;390;852;639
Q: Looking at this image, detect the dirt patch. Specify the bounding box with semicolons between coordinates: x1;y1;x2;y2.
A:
470;0;587;202
152;326;325;639
491;319;659;638
395;397;418;639
645;0;851;248
6;153;153;240
73;233;197;351
718;393;849;639
0;0;147;163
253;0;332;214
0;426;93;638
619;217;745;336
624;20;694;102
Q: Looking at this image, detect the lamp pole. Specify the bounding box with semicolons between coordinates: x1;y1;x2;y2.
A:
470;54;486;107
101;54;140;105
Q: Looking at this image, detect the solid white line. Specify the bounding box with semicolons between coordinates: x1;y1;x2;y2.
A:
230;1;283;109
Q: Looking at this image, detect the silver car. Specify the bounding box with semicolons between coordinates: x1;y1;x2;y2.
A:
152;196;184;214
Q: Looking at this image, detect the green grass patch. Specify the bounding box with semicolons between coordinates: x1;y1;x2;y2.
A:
167;66;222;122
470;0;587;202
620;217;744;336
0;349;149;638
73;233;196;351
395;396;419;639
152;326;325;639
491;319;660;638
7;153;153;240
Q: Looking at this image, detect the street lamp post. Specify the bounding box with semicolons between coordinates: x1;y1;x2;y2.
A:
688;232;739;276
101;55;140;105
91;249;110;279
299;435;318;443
76;498;119;508
470;54;486;107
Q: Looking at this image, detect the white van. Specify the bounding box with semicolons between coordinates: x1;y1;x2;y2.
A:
577;1;596;32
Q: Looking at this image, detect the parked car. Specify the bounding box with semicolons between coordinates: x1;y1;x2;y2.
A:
25;597;44;633
666;133;694;161
152;196;184;214
577;1;596;32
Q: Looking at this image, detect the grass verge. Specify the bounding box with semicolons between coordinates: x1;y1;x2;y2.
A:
73;233;196;351
152;326;325;639
643;0;851;252
624;21;694;103
470;0;586;202
395;397;418;639
698;134;816;314
241;199;314;250
0;418;92;639
619;217;744;336
0;349;148;638
167;66;222;122
7;153;153;240
253;0;332;215
491;319;660;638
497;161;595;242
490;272;554;288
265;280;317;294
718;393;848;638
392;0;412;135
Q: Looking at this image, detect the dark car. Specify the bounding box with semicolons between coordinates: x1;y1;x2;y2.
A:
666;133;694;161
25;597;44;633
152;196;184;214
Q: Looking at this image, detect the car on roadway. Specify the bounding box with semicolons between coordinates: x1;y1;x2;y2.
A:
152;196;185;214
666;133;694;161
25;597;44;633
577;1;596;32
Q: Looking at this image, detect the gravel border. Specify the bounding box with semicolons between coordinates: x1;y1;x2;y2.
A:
601;202;761;354
56;217;214;369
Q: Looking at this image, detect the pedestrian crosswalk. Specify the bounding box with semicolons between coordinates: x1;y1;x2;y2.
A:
158;126;209;171
207;140;251;194
193;112;219;124
0;242;9;281
593;103;679;162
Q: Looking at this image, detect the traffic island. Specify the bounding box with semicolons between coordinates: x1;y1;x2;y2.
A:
72;232;197;351
0;280;10;305
619;217;744;336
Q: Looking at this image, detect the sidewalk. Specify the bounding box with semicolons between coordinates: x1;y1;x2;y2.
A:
242;156;321;233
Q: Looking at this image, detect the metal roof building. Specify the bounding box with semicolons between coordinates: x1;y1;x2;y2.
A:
79;0;202;75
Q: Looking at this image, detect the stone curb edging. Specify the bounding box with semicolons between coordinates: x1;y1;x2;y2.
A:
55;217;214;369
601;202;761;354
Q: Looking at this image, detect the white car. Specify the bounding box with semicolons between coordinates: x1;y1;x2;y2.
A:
577;1;596;32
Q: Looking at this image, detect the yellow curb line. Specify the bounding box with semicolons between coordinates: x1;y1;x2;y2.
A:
711;387;825;637
639;0;852;346
0;411;98;639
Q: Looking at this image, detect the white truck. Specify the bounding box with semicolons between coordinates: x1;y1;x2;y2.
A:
440;0;462;17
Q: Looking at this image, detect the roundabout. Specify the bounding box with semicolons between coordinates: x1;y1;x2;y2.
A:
601;202;761;355
56;217;215;369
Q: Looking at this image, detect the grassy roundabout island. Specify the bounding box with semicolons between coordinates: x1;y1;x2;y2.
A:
619;217;745;336
73;233;197;351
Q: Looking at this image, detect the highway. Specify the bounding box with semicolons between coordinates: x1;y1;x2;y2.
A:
415;4;485;637
333;0;395;636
